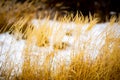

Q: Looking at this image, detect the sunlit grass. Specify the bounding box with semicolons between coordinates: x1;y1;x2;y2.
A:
0;1;120;80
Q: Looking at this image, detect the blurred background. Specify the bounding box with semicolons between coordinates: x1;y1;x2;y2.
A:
0;0;120;22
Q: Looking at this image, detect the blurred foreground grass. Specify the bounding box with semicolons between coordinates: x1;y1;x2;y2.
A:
0;1;120;80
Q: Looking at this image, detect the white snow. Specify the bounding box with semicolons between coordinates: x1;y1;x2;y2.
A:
0;19;120;72
31;19;120;63
0;33;25;75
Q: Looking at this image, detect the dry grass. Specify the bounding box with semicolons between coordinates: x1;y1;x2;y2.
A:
0;1;120;80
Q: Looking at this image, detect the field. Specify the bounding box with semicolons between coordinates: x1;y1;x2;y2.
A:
0;1;120;80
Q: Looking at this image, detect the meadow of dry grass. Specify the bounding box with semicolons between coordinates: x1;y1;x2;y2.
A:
0;1;120;80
